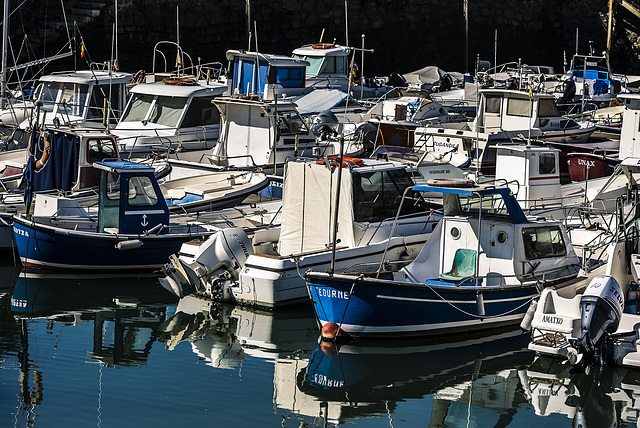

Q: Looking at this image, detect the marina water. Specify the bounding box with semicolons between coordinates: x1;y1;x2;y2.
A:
1;259;638;427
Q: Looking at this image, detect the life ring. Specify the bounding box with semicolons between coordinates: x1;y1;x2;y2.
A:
162;77;197;86
312;43;335;49
426;178;474;188
316;156;363;167
35;133;51;171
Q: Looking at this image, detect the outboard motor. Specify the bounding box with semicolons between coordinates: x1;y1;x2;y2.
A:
558;79;576;105
159;227;254;300
568;275;623;370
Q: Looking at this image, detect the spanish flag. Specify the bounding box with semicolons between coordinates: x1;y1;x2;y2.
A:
80;41;86;58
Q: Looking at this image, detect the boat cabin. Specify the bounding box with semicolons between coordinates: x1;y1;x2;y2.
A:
27;129;120;193
95;160;169;235
210;95;326;170
474;89;576;134
402;183;579;286
566;54;624;101
495;145;562;209
23;69;133;129
113;79;227;154
225;49;309;100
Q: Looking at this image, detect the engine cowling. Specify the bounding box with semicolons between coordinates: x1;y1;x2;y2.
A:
569;275;623;369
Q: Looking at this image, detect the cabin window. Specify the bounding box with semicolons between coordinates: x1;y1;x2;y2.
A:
538;153;556;175
121;94;154;122
39;82;61;109
59;83;88;116
106;172;121;200
537;99;560;117
87;84;123;120
148;96;186;128
319;56;345;74
522;226;566;260
443;193;510;219
506;98;531;117
485;96;501;114
294;54;324;75
127;175;158;207
182;97;220;127
276;67;305;88
354;169;428;222
87;138;117;163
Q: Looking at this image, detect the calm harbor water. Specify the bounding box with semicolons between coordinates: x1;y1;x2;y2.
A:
0;259;638;427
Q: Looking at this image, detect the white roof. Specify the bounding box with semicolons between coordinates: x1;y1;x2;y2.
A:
130;80;227;97
40;70;133;85
292;44;350;57
225;50;309;67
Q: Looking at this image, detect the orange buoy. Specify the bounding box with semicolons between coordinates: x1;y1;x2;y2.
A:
321;322;343;341
312;43;335;49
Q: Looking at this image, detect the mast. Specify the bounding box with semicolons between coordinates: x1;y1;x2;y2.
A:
1;0;9;108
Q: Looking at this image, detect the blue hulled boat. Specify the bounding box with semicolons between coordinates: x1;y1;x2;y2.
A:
12;160;218;270
307;181;584;339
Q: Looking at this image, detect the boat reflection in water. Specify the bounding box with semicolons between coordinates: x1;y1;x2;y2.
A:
158;295;319;369
275;329;535;426
524;355;640;427
10;269;174;366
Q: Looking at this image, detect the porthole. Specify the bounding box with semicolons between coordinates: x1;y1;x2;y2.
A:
450;227;461;240
497;231;508;245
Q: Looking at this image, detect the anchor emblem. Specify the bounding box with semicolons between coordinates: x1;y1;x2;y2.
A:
141;214;148;227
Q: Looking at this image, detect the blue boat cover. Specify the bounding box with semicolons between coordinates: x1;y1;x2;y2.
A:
33;130;80;192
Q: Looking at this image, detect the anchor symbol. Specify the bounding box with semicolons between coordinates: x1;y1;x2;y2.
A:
141;214;148;227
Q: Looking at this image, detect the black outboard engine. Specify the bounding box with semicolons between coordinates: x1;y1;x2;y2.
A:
568;275;623;370
558;79;576;105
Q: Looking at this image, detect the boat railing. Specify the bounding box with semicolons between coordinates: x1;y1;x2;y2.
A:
202;153;258;168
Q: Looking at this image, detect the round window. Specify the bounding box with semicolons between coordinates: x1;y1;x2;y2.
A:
497;231;508;244
450;227;460;240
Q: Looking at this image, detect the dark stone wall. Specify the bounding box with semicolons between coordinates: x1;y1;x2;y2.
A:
9;0;640;77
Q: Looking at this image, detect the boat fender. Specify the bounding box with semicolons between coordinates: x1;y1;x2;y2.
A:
476;289;485;317
116;239;144;250
34;132;51;171
312;43;335;49
519;299;538;331
426;178;474;188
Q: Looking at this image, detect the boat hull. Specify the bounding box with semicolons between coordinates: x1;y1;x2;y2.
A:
307;273;539;338
13;215;213;271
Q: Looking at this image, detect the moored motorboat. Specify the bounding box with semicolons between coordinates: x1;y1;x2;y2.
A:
159;156;441;308
11;159;274;270
306;181;584;339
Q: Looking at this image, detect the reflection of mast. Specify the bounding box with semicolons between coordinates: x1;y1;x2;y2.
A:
17;318;44;421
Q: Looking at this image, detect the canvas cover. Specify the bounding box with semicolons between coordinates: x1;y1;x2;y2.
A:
277;161;356;256
33;130;80;192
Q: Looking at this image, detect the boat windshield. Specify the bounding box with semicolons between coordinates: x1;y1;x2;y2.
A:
443;193;510;220
276;111;307;135
181;96;219;127
121;94;154;122
354;168;429;222
537;98;561;117
148;96;186;127
293;54;324;75
522;226;567;260
58;83;89;117
39;82;61;110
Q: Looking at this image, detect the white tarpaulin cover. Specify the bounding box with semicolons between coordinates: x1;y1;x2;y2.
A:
293;89;348;116
277;161;356;255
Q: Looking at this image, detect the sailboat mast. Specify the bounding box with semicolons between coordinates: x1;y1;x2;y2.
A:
1;0;9;108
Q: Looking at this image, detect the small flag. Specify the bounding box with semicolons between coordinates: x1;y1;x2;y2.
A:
175;52;182;68
529;85;533;99
80;41;86;58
